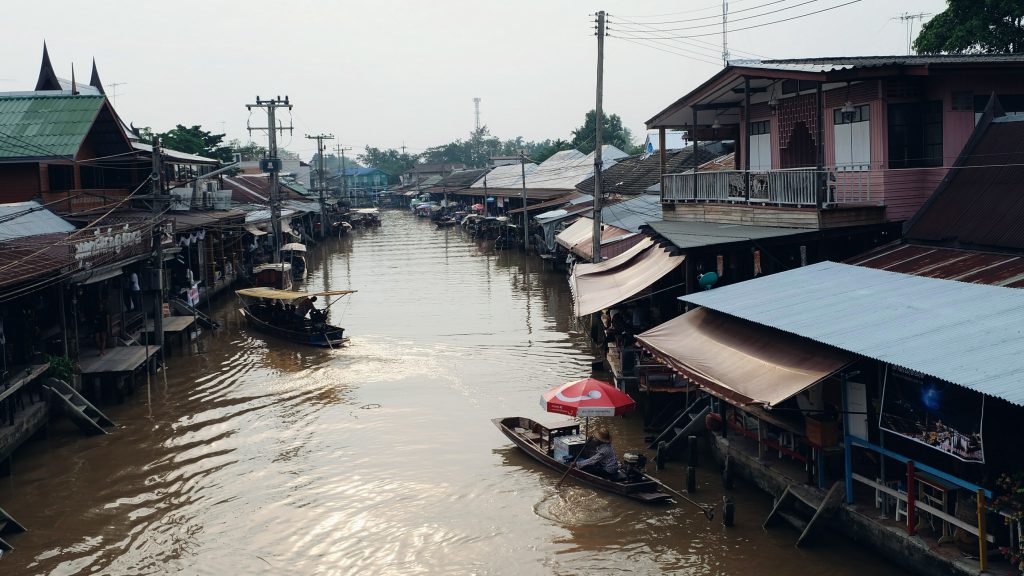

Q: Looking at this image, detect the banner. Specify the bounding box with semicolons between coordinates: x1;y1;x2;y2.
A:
879;366;984;463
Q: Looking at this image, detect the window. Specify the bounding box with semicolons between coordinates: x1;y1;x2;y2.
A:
833;105;870;169
781;79;818;95
888;101;942;169
951;91;972;111
748;120;772;171
833;104;869;125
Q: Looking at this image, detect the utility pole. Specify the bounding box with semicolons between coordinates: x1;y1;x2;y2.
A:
721;1;730;65
150;136;165;359
306;133;334;239
591;10;606;264
335;144;351;203
246;96;293;264
520;150;529;252
893;12;929;54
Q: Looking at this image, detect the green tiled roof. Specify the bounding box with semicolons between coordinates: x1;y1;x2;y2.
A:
0;95;105;159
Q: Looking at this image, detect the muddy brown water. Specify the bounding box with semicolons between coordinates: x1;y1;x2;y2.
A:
0;210;908;575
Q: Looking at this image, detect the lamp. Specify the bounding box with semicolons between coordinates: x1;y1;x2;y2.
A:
711;115;722;130
841;100;856;122
767;82;779;114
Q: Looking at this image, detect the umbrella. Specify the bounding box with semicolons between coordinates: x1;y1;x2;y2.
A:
281;243;307;252
471;203;485;210
540;378;635;417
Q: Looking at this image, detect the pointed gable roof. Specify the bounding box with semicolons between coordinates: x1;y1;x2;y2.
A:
35;42;62;91
89;59;106;94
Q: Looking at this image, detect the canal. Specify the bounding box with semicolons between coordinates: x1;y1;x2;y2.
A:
0;209;908;575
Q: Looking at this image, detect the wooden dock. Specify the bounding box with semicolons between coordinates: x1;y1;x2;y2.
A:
146;316;196;334
78;346;159;376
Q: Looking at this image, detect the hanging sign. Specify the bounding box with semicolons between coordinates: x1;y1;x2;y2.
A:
879;366;984;463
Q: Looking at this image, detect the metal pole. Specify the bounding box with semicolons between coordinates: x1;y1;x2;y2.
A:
520;151;528;252
267;104;282;264
151;136;165;359
591;10;606;264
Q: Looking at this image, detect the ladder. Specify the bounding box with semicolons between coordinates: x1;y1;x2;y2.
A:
44;378;116;435
763;481;844;547
648;396;711;454
170;298;219;329
0;505;26;552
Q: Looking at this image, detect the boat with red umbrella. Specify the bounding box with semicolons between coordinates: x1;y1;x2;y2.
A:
493;378;671;504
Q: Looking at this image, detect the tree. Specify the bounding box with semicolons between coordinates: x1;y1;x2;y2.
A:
570;110;639;155
357;146;419;184
158;124;234;163
529;139;574;163
226;139;267;161
914;0;1024;54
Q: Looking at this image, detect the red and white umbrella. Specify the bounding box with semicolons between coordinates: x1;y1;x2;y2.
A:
540;378;636;417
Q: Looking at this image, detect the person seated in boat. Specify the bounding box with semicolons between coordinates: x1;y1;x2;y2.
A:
294;296;317;320
574;428;620;478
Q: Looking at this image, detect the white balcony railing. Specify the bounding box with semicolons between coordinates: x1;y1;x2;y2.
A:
663;166;888;208
664;169;818;206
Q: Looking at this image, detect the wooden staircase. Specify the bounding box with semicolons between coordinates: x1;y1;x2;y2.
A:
171;298;219;329
0;505;26;552
763;482;844;546
44;378;116;435
647;396;711;454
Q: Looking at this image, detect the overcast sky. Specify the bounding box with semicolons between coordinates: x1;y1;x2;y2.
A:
3;0;945;160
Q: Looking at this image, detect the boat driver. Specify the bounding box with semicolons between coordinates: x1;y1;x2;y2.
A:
574;428;620;478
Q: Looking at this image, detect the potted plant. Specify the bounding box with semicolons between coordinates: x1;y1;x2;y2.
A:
994;472;1024;574
44;354;75;384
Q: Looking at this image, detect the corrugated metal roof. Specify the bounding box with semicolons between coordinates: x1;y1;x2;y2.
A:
906;116;1024;251
601;194;661;233
644;220;814;250
577;143;727;196
132;142;218;165
680;261;1024;405
850;244;1024;288
526;146;627;190
0;200;75;240
471;163;537;189
0;94;104;158
730;54;1024;73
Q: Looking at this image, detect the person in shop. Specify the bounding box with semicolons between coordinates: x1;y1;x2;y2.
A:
573;428;620;478
93;294;108;356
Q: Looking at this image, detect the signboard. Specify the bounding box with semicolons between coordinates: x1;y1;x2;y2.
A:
187;284;200;306
73;224;144;261
879;366;984;463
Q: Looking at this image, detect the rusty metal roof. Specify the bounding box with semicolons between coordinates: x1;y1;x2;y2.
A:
850;244;1024;288
905;116;1024;250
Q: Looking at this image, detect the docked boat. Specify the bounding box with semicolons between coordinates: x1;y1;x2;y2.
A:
236;287;356;347
252;262;293;290
492;416;672;504
281;243;308;282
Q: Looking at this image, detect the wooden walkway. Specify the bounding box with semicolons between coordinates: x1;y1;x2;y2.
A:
78;346;159;376
146;316;196;334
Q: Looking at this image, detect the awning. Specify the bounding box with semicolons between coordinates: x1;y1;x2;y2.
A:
569;239;684;316
245;224;268;236
636;307;852;407
236;287;357;302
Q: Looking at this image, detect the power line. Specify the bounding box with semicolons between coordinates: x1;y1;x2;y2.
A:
612;0;863;40
609;16;769;59
613;0;820;28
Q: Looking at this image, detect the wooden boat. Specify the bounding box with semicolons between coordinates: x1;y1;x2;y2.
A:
253;263;293;290
236;287;356;348
492;416;672;504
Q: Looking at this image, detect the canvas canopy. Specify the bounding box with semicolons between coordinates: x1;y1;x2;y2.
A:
236;287;356;302
569;240;684;316
636;308;852;407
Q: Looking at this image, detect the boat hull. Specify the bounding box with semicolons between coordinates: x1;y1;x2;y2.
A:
492;416;671;504
239;308;349;348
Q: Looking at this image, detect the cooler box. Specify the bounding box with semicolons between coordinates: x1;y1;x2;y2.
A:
553;434;587;463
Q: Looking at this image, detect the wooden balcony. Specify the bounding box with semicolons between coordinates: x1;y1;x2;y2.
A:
40;189;133;214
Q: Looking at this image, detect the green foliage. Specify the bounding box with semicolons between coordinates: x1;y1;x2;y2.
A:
44;354;75;383
158;124;233;163
357;146;418;184
529;139;574;163
570;110;639;155
914;0;1024;54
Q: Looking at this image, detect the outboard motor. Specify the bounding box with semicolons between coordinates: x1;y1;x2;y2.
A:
622;452;648;481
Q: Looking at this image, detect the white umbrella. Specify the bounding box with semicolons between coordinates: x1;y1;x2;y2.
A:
281;243;307;252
